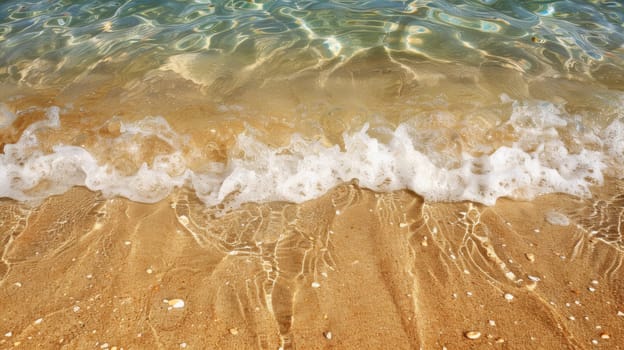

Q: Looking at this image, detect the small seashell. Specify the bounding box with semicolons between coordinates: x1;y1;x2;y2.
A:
323;331;332;340
167;299;185;309
504;293;514;301
229;328;239;335
525;253;536;262
464;331;481;340
311;282;321;288
178;215;189;226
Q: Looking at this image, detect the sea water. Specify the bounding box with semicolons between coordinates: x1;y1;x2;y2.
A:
1;0;623;208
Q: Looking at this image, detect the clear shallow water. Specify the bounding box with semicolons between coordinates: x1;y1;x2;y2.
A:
1;0;624;207
1;0;623;87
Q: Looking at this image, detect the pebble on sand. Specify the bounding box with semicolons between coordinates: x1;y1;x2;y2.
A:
4;332;11;337
229;328;239;335
323;331;332;340
600;333;610;340
524;253;536;262
34;318;43;325
311;282;321;288
464;331;481;340
504;293;514;301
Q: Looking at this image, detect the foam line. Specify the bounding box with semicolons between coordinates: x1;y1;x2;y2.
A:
0;101;619;208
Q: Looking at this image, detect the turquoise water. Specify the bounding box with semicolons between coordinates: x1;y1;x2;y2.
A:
1;0;623;87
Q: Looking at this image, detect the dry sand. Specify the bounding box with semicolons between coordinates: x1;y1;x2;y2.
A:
1;180;623;349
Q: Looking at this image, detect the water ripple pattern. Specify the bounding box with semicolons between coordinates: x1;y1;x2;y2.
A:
0;0;623;88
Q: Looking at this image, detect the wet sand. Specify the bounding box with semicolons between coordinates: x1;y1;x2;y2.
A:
1;62;624;349
1;180;623;349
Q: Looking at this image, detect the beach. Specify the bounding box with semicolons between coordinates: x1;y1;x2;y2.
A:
2;0;624;348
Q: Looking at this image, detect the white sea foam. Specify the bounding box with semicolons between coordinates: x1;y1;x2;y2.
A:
0;100;621;208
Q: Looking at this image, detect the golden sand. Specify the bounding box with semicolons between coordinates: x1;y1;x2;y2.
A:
1;181;623;349
1;65;624;349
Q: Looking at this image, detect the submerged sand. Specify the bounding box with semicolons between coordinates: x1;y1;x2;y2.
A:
1;180;623;349
1;58;624;349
